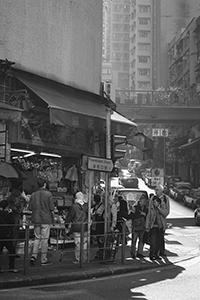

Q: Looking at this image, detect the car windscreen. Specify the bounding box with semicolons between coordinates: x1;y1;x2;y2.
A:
118;190;148;212
119;190;147;202
177;185;191;190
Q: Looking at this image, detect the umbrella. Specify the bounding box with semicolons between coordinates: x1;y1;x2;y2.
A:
0;161;19;179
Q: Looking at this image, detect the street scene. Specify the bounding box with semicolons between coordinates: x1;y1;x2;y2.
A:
1;0;200;299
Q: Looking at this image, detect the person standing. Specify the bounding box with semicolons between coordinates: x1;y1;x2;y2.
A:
65;192;88;264
28;177;55;266
7;186;26;254
155;184;170;256
0;200;19;273
146;195;163;260
94;193;105;260
116;195;129;233
129;194;148;259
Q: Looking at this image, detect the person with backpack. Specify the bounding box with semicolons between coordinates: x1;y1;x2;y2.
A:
65;191;88;264
154;184;170;257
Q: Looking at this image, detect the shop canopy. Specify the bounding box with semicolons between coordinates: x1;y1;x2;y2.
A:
13;70;137;136
179;137;200;150
0;102;22;122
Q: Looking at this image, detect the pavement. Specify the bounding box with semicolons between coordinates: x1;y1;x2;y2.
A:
0;226;199;290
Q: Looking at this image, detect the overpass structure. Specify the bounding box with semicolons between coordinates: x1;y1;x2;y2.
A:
117;105;200;124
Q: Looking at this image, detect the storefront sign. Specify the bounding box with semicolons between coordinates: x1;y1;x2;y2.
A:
88;156;113;172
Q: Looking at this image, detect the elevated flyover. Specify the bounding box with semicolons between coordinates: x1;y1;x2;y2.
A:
117;104;200;124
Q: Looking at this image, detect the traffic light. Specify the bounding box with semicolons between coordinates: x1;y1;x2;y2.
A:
143;135;154;159
111;134;127;163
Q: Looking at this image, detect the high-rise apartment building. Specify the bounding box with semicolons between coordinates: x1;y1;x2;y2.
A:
102;0;200;104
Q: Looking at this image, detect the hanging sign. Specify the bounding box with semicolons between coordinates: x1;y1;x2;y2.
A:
88;156;113;172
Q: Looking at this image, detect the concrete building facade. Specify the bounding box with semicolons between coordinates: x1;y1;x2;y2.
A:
0;0;103;94
102;0;200;105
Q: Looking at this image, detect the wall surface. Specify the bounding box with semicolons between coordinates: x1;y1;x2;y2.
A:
0;0;103;94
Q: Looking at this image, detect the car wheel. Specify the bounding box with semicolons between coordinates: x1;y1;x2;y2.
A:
194;216;199;226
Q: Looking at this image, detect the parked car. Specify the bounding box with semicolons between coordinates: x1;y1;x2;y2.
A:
169;181;192;201
120;175;139;188
183;188;200;209
164;176;182;195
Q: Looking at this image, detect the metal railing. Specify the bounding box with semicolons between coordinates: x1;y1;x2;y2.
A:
0;219;134;274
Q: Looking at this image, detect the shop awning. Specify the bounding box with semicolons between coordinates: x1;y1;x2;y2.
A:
0;102;22;122
13;70;137;135
111;111;137;136
179;137;200;150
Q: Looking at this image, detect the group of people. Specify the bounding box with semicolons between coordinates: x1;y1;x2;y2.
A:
91;183;170;262
0;185;28;273
0;176;170;272
119;184;170;261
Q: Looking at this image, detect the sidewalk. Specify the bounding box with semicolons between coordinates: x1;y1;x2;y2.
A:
0;227;199;290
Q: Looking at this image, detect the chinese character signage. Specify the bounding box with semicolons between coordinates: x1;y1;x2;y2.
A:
152;128;169;137
88;156;113;172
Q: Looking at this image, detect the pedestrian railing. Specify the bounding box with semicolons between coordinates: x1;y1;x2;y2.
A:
0;219;132;274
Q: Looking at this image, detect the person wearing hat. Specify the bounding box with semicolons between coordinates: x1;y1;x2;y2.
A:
65;191;88;264
0;200;19;273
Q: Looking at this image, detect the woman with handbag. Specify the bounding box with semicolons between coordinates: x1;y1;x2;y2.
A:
0;200;19;273
129;194;148;259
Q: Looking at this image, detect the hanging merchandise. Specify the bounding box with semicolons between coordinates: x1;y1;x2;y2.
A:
65;165;78;181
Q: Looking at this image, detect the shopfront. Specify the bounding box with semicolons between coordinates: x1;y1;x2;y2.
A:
4;69;138;245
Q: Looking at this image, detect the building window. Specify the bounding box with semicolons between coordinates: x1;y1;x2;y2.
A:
138;81;150;89
138;43;150;51
123;33;129;41
123;62;129;70
123;14;130;22
113;4;122;12
113;33;122;41
113;14;122;22
138;69;150;76
139;18;150;25
123;53;129;61
113;52;122;61
113;24;123;31
123;5;130;12
123;24;129;32
138;56;150;63
139;5;151;13
123;43;129;51
139;30;150;38
113;43;122;51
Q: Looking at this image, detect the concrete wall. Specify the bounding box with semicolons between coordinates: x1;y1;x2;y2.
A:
0;0;103;94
